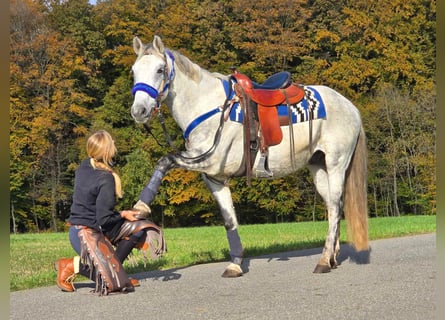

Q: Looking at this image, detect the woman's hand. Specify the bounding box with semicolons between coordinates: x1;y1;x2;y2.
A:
120;210;140;222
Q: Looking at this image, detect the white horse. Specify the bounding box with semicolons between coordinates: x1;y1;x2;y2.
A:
130;35;369;277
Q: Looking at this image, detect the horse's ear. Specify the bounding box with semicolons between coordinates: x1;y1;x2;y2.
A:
133;36;144;55
153;35;165;54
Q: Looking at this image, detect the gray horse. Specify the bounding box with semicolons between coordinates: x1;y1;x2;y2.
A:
130;35;369;277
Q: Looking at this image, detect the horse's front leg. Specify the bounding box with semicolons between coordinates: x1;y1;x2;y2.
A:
202;174;243;278
137;154;176;207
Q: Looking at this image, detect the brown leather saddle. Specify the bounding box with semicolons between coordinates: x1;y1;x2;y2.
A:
232;70;304;146
231;70;305;180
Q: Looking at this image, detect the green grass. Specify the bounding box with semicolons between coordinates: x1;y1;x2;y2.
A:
10;215;436;291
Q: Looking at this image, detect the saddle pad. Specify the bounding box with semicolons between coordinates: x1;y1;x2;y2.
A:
228;85;326;125
277;86;326;123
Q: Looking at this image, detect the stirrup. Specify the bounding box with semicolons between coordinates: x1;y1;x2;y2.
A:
255;152;273;178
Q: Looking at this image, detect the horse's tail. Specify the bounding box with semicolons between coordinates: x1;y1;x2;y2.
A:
344;125;369;251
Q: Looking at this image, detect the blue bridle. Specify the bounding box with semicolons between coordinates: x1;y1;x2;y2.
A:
131;50;176;101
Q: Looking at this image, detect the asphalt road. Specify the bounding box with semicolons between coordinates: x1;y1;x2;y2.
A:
10;233;436;320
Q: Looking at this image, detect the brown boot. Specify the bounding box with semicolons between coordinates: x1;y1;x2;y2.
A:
54;258;77;292
129;277;140;287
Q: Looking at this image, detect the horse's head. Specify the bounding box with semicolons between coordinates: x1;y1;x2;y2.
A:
130;35;175;124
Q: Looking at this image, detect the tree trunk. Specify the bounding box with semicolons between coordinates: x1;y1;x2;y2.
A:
373;184;378;217
11;201;17;234
393;165;400;216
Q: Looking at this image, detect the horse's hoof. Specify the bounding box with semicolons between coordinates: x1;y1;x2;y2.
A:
222;263;243;278
313;264;331;273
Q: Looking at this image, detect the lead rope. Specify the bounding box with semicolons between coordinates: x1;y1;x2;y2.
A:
144;82;234;165
143;121;177;151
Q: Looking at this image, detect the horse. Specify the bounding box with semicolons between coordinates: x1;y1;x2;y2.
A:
130;35;369;277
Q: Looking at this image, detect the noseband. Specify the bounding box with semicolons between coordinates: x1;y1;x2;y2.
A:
131;50;175;109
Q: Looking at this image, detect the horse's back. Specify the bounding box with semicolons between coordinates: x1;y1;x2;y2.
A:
310;85;363;137
312;85;360;115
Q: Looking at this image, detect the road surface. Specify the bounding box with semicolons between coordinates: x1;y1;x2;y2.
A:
10;233;436;320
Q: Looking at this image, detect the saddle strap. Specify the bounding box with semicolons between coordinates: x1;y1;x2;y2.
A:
235;83;253;185
282;89;296;171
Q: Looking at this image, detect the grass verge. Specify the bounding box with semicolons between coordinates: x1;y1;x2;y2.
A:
10;215;436;291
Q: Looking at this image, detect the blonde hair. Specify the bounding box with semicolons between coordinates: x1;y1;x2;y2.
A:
86;130;123;198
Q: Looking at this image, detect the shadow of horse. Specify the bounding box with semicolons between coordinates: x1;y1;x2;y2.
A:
241;242;371;274
126;242;371;283
132;268;183;282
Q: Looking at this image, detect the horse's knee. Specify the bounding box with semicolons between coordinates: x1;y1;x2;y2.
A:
224;219;238;231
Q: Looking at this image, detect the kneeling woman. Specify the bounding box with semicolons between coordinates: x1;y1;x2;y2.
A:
55;130;153;295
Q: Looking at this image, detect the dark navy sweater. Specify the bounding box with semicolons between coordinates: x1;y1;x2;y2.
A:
69;158;124;235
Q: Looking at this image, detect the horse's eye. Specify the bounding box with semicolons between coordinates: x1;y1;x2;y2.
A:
157;68;164;74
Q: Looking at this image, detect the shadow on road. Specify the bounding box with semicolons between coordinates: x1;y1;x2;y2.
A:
241;243;371;274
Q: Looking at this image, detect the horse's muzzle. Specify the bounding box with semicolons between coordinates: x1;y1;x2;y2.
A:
131;105;152;124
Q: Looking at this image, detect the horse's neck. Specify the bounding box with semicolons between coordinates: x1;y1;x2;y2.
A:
167;70;226;131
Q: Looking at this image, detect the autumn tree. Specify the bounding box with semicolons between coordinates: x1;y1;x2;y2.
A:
227;0;312;80
10;0;90;231
365;84;435;216
316;0;435;100
10;0;436;232
48;0;108;108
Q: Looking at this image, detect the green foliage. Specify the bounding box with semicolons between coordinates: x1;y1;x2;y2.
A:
10;0;435;232
119;148;154;209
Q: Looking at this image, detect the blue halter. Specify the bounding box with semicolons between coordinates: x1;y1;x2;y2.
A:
131;50;175;101
131;82;159;99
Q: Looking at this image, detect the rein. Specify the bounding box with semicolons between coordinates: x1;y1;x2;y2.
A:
145;90;232;165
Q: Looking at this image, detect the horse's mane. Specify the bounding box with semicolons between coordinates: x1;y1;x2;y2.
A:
140;43;228;83
170;50;230;83
170;50;206;83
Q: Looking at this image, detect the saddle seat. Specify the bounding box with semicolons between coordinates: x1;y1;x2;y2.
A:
232;70;304;107
252;71;291;90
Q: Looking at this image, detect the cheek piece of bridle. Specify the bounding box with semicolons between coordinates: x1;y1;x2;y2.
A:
131;50;176;114
131;50;177;149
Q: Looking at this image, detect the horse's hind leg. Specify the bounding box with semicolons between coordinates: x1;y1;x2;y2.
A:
202;174;243;278
309;163;344;273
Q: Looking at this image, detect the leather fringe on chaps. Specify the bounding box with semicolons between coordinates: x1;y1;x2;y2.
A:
78;227;132;296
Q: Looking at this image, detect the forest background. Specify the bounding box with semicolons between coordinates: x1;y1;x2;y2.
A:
9;0;436;233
